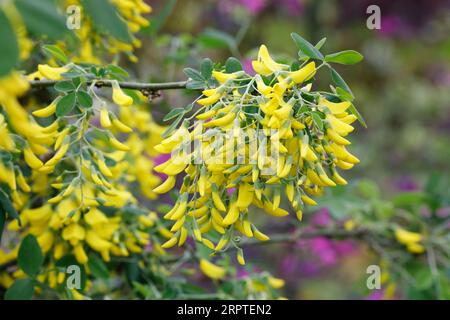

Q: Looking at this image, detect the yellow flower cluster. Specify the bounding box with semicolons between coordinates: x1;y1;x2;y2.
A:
152;45;361;261
1;52;165;293
395;228;425;254
0;73;56;211
65;0;152;63
0;196;158;287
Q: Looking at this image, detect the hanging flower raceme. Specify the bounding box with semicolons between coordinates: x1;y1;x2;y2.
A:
63;0;152;63
1;64;169;291
153;40;364;264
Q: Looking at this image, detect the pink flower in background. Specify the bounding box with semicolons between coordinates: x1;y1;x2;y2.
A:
379;15;411;38
311;208;332;227
309;237;338;265
280;255;298;275
394;176;418;191
218;0;304;16
237;268;250;279
436;207;450;218
239;0;267;15
153;153;171;179
242;58;255;75
366;290;385;300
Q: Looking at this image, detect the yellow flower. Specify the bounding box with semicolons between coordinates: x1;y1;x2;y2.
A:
288;61;316;84
73;244;88;264
199;259;226;280
85;230;112;252
268;276;285;289
252;45;288;76
153;175;176;194
110;136;131;151
32;101;57;118
237;251;245;265
62;224;86;245
197;92;221;106
112;81;133;107
395;228;425;254
319;97;351;114
0;114;15;150
100;107;112;128
37;64;69;80
212;71;238;84
23;147;43;169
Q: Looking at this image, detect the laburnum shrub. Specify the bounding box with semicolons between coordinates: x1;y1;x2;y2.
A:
0;0;384;300
0;0;291;299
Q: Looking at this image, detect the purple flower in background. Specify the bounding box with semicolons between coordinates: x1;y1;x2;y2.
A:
218;0;266;16
394;176;418;191
379;15;411;38
334;241;355;255
242;58;255;75
237;268;250;279
436;207;450;218
309;237;338;265
152;153;171;179
280;255;298;275
311;207;332;227
420;206;432;218
366;290;384;300
239;0;267;15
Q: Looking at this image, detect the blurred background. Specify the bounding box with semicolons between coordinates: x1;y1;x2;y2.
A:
131;0;450;299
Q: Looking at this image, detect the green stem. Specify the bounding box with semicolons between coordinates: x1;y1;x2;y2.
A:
29;79;188;92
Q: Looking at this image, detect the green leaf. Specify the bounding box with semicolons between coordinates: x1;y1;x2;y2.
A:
186;80;207;90
81;0;132;43
183;68;205;81
163;108;185;121
315;37;327;50
335;87;354;102
329;67;354;98
56;93;77;117
311;112;324;130
18;234;44;277
325;50;363;65
0;207;5;243
0;9;19;77
199;28;237;51
87;253;109;279
76;90;93;109
107;64;129;77
200;58;213;79
42;45;67;64
162;114;183;138
15;0;67;40
54;80;75;93
392;192;427;208
0;189;20;223
225;57;243;73
291;33;324;60
5;278;34;300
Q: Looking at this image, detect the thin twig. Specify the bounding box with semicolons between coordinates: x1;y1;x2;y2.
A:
29;79;188;92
